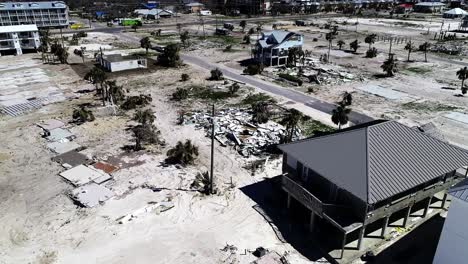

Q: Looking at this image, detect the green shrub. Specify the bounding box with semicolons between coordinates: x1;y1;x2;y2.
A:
172;88;189;101
278;73;303;86
181;73;190;81
243;64;264;75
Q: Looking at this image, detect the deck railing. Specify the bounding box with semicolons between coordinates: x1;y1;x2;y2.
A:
282;174;324;216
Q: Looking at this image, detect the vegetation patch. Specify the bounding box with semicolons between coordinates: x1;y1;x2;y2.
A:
404;67;432;74
300;119;334;137
241;93;277;105
278;73;303;86
192;86;236;101
401;101;458;112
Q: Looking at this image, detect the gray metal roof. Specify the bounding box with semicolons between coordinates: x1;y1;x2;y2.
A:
0;2;67;10
279;120;468;204
449;178;468;202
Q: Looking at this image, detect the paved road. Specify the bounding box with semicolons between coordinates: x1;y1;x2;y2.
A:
181;54;374;124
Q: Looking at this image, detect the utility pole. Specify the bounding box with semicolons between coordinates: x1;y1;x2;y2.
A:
210;104;215;194
388;38;392;58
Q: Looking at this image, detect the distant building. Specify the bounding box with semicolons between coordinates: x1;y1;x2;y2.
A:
0;24;40;56
433;178;468;264
413;2;445;13
185;2;205;13
97;54;147;72
199;10;212;15
254;30;303;67
0;1;69;28
134;9;173;19
225;0;271;15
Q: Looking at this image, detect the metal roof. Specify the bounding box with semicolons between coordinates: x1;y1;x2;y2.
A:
449;178;468;202
279;120;468;204
0;24;38;33
0;2;67;10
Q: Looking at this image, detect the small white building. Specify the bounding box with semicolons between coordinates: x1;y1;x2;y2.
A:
433;178;468;264
0;24;40;56
199;10;212;16
97;54;147;72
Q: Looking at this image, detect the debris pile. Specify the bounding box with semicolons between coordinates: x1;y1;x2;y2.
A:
36;119;117;207
429;42;468;56
182;108;298;157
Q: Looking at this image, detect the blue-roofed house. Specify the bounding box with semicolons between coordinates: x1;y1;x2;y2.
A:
254;30;303;67
433;178;468;264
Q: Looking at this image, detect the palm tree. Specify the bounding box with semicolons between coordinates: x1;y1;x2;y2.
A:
140;37;152;56
79;47;86;63
251;102;270;124
350;39;360;53
341;91;353;106
331;104;351;129
239;20;247;32
404;40;416;62
85;66;107;105
180;30;189;48
364;34;377;49
133;109;155;125
337;40;345;50
456;67;468;95
106;80;125;105
419;42;430;63
280;109;310;143
325;32;336;62
381;54;397;77
166;140;199;166
191;171;211;194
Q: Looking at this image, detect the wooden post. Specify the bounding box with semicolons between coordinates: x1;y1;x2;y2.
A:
422;196;432;218
309;212;316;233
381;216;390;238
403;205;412;227
357;226;366;250
340;233;347;259
441;193;448;209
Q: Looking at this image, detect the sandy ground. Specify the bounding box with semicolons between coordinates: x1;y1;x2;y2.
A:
0;54;314;264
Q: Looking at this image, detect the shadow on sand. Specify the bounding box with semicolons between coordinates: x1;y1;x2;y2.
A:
239;176;329;262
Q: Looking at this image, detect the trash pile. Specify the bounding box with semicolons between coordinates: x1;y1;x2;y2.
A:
182;108;299;158
264;58;359;86
429;42;468;56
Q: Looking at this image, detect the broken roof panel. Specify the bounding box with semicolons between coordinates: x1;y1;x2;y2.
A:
60;165;111;186
36;119;64;131
47;141;81;154
46;128;75;142
70;183;114;208
279;120;468;204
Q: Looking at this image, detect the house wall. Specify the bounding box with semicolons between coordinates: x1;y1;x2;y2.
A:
282;153;368;219
0;29;39;55
0;2;69;28
433;197;468;264
108;59;147;72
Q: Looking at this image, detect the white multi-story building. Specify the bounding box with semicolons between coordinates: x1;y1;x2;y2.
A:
0;25;40;56
0;1;69;28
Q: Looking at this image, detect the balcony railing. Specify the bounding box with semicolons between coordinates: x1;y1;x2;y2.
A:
282;174;324;215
